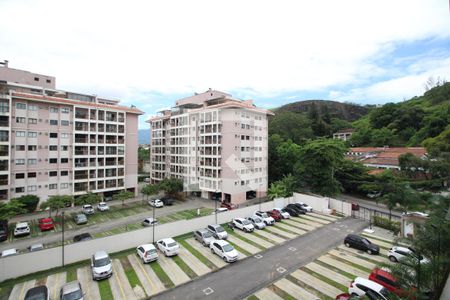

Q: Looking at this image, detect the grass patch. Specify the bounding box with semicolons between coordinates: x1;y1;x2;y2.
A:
315;260;356;279
120;257;143;289
98;279;114;300
172;256;197;279
273;223;299;235
269;284;297;300
150;262;174;288
247;295;259;300
66;268;77;282
226;240;252;256
177;239;216;270
286;275;333;300
300;267;347;292
264;227;292;239
327;254;372;273
229;231;266;251
252;231;278;244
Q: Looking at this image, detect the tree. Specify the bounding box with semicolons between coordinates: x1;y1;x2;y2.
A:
74;193;102;206
276;139;302;179
267;181;287;200
13;195;40;213
159;178;183;195
268;134;285;183
269;111;314;145
40;195;73;217
113;190;135;206
0;200;26;220
335;160;373;194
142;184;160;200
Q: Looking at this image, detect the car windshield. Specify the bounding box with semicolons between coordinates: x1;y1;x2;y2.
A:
242;220;251;225
17;226;28;230
167;242;178;248
42;220;52;225
25;291;47;300
215;226;225;233
94;257;111;267
222;244;234;252
146;249;157;254
85;205;92;209
203;231;213;238
254;217;262;222
363;238;371;245
62;289;83;300
260;213;268;218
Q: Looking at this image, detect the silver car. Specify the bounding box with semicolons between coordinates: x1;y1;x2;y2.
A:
91;250;113;280
74;214;87;225
194;229;215;246
59;281;84;300
207;224;228;240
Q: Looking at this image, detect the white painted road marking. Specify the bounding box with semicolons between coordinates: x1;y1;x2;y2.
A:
254;254;263;259
276;267;286;273
203;287;214;295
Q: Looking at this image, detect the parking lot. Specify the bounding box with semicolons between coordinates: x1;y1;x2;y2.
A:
3;211;342;299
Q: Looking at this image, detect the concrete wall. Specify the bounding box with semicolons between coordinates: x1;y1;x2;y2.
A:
293;193;352;216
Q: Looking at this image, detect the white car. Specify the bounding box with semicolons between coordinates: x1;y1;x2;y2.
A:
136;244;159;263
97;202;110;212
82;204;95;215
273;207;290;219
91;250;113;280
210;240;238;263
246;216;266;229
232;218;254;232
1;248;17;257
254;211;275;225
142;218;158;227
388;246;429;264
296;202;313;212
156;238;179;256
149;199;164;208
207;224;228;239
14;222;30;237
349;277;393;299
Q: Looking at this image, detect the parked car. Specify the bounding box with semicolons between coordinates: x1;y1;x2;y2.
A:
335;294;360;300
38;218;55;231
91;250;113;280
349;277;395;299
254;211;275;225
388;246;429;264
369;268;415;298
344;234;380;255
137;244;159;263
74;214;88;225
220;202;238;210
81;204;94;215
367;191;381;199
144;177;151;183
1;248;17;257
142;217;158;227
148;199;164;208
97;202;110;212
14;222;31;237
73;233;93;243
296;202;313;212
266;210;283;221
0;220;9;242
29;243;44;252
273;207;290;219
103;195;113;202
59;281;84;300
290;203;308;213
156;238;179;256
282;206;299;217
25;285;49;300
160;196;175;206
286;204;306;214
210;240;238;262
247;216;266;229
207;224;228;239
232;218;255;232
194;229;215;246
212;207;228;214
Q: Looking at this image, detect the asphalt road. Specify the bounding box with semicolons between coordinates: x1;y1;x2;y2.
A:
336;194;402;218
151;217;368;300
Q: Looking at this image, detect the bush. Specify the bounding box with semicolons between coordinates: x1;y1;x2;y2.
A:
373;216;401;235
14;195;40;213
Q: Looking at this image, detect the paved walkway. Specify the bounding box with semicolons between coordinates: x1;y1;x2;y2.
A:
77;266;100;300
317;255;367;277
158;255;190;285
128;254;165;297
291;269;342;298
254;287;284;300
233;229;274;249
304;262;350;286
274;278;319;300
178;247;211;276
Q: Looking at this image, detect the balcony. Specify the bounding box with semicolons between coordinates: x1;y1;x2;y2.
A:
74;183;88;192
74;175;88;180
0;120;9;127
75;138;88;143
0;191;7;200
75;125;88;131
75;151;88;156
0;162;8;171
75;163;88;167
105;180;116;188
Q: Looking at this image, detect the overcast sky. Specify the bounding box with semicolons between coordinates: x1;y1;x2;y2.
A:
1;0;449;129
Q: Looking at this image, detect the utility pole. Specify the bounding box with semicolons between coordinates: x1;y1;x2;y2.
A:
61;211;65;267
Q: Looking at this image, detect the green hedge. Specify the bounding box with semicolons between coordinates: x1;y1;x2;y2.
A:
373;216;401;235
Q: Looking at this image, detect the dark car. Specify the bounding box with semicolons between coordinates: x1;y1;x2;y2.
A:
0;220;8;242
266;210;282;221
73;233;93;243
282;207;299;217
25;285;49;300
291;203;308;213
286;204;306;214
344;234;380;255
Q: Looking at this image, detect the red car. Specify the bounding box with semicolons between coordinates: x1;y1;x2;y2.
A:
38;218;55;231
266;210;282;221
220;202;238;210
369;268;415;298
335;294;359;300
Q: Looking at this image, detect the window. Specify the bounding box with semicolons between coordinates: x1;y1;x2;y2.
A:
28;172;36;178
49;158;58;164
16;145;25;151
61;170;69;176
28;118;38;124
50;133;58;138
15;173;25;179
49;171;58;177
34;77;39;82
16;117;26;123
49;184;57;190
61;145;68;151
61;183;69;189
15;187;25;193
49;145;58;151
61;107;70;114
27;159;37;165
49;120;58;125
50;107;58;113
61;120;69;126
61;158;69;163
241;181;245;186
15;159;25;165
16;131;26;137
27;185;37;192
16;103;26;109
28;105;38;111
28;145;37;151
46;79;51;83
28;132;37;138
61;133;69;138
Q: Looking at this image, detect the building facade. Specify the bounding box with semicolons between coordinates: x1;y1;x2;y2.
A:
333;128;354;141
0;63;142;202
148;89;273;205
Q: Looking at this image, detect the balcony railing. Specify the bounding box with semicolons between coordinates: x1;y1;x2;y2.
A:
75;151;88;155
75;139;88;143
0;151;8;156
0;179;8;185
75;163;88;167
0;121;9;127
74;175;88;180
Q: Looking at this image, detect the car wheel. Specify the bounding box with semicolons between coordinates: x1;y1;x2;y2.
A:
211;248;214;254
389;256;398;262
367;249;372;255
351;293;358;296
203;241;207;247
345;243;351;248
223;256;227;262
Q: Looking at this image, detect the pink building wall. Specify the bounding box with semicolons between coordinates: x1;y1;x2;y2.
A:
125;113;139;196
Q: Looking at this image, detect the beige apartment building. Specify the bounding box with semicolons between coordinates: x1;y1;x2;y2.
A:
0;61;142;202
148;89;273;205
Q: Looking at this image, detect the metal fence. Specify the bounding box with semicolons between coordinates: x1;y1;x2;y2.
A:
352;205;401;223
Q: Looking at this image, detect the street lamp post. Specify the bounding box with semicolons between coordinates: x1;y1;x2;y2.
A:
152;202;156;244
214;190;218;224
61;211;65;267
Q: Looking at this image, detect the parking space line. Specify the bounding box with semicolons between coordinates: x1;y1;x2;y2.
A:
254;230;285;244
111;259;137;300
227;235;260;254
298;215;330;225
274;278;320;300
337;245;388;263
328;249;377;269
265;226;297;239
305;262;351;286
283;219;315;231
178;247;211;276
308;212;340;221
233;229;274;248
277;222;307;235
291;269;343;298
254;287;284;300
128;254;161;297
17;279;36;300
158;254;191;285
317;255;367;277
77;266;100;300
